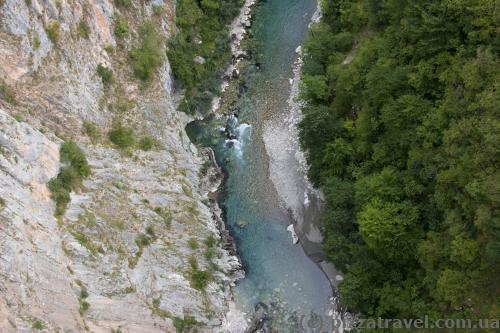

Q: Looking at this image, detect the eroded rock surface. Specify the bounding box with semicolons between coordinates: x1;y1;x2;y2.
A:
0;1;241;331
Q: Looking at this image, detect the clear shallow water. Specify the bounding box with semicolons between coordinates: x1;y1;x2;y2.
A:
187;0;334;330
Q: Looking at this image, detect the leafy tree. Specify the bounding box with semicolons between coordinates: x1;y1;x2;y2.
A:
129;23;164;81
299;0;499;321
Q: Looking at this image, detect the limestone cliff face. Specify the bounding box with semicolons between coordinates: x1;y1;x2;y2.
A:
0;1;241;332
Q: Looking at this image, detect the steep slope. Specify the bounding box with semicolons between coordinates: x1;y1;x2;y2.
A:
0;0;241;332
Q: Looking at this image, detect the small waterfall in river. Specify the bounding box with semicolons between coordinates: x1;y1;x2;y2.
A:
223;113;252;159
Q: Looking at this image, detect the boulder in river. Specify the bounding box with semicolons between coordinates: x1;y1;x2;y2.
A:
287;224;299;244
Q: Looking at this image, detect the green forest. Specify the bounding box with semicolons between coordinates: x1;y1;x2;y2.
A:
167;0;243;114
299;0;499;325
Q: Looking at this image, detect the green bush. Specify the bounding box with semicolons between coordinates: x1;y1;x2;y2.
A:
114;16;129;38
108;124;135;148
138;136;159;151
154;207;173;227
77;20;90;39
204;234;216;248
48;141;90;216
45;21;60;44
48;176;71;216
135;233;151;248
187;257;211;290
189;268;211;290
173;316;198;333
32;35;41;50
332;31;354;53
0;84;16;104
188;238;198;249
32;320;45;330
60;141;91;177
167;0;243;113
78;287;90;315
299;0;499;322
152;4;164;16
96;64;113;87
83;121;100;143
114;0;132;8
129;23;164;81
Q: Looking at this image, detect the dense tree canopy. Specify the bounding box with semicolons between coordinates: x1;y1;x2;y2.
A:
168;0;244;114
299;0;499;325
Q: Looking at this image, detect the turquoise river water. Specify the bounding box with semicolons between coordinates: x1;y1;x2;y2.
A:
187;0;334;331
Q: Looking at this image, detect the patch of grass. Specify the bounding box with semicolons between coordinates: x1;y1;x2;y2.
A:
130;230;157;268
129;22;164;81
152;4;164;16
48;141;90;216
0;197;5;210
78;286;90;316
186;202;199;217
113;16;129;38
204;234;216;248
32;320;45;330
114;93;134;113
45;21;60;44
188;238;198;250
78;211;97;228
187;257;211;291
77;20;90;39
199;160;210;176
108;218;126;230
0;83;16;104
96;64;113;87
146;225;155;238
32;34;41;50
182;184;193;197
173;315;198;333
13;114;23;122
83;121;100;143
72;231;103;256
154;207;173;227
108;123;135;149
138;136;159;151
151;298;172;318
136;233;152;248
114;0;132;8
104;45;114;54
204;247;215;261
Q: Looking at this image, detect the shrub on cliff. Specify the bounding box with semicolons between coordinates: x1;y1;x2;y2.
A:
129;23;164;81
96;64;113;87
77;20;90;39
0;83;16;104
114;0;132;8
173;316;198;333
48;141;90;216
45;21;60;44
108;123;135;149
113;16;129;39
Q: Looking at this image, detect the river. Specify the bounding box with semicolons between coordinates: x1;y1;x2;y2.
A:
186;0;335;331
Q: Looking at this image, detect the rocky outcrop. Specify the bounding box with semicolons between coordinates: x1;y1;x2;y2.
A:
0;0;241;332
